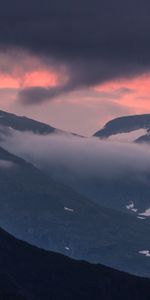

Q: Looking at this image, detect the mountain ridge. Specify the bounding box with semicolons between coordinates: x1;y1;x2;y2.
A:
0;111;150;277
93;114;150;143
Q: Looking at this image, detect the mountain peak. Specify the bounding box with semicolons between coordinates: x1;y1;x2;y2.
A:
0;110;56;134
93;114;150;143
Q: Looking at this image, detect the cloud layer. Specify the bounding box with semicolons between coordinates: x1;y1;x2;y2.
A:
1;1;150;103
1;130;150;182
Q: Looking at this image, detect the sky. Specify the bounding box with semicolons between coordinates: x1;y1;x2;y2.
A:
1;0;150;136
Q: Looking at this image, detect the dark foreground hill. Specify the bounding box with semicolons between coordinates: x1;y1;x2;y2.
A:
0;227;150;300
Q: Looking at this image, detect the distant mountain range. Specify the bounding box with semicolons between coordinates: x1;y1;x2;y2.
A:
1;110;150;141
93;114;150;143
0;226;149;300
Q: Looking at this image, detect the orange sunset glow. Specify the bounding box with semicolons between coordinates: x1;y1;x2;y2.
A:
95;74;150;114
0;70;59;89
0;64;150;136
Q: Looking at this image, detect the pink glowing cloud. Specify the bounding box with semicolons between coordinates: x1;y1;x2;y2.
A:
95;74;150;114
0;49;150;136
0;70;59;89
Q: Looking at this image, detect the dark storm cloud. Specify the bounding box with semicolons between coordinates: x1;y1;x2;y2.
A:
1;0;150;103
19;84;134;105
19;86;67;104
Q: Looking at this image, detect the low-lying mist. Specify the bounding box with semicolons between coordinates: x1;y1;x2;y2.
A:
1;129;150;211
1;130;150;177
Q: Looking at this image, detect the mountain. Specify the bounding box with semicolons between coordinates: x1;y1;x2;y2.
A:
64;169;150;216
60;114;150;214
2;112;150;217
0;108;81;137
1;146;150;277
0;110;58;134
93;114;150;143
0;227;150;300
0;110;83;142
1;111;150;277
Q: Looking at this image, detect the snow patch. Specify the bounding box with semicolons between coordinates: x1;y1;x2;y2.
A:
126;201;138;213
137;216;146;220
139;250;150;257
64;207;74;213
139;208;150;217
65;246;70;251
